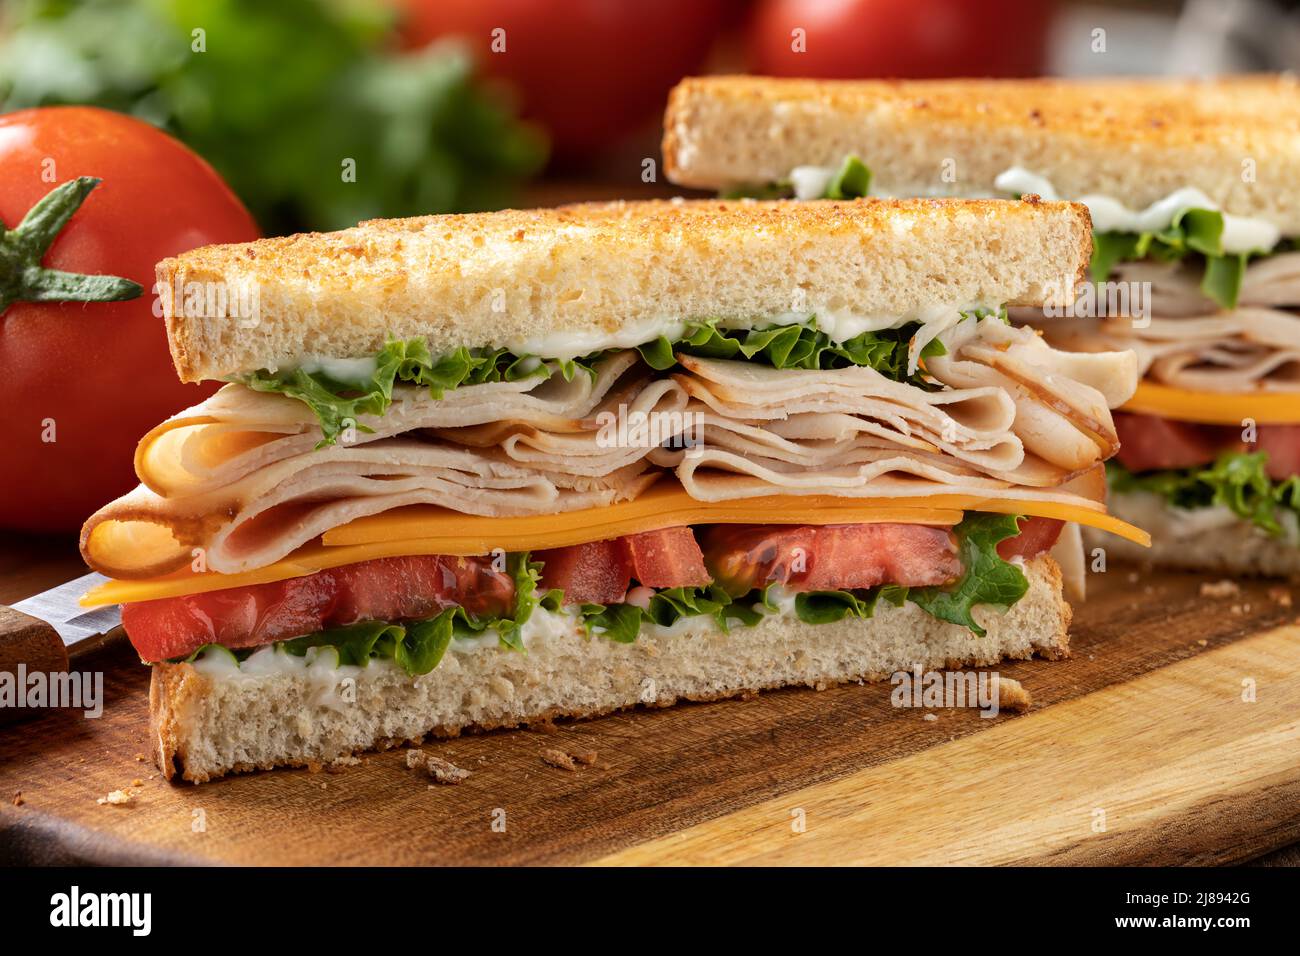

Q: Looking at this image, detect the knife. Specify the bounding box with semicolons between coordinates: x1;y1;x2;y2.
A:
1;572;122;725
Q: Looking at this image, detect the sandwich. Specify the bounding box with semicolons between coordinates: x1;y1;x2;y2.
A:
664;74;1300;575
79;198;1144;782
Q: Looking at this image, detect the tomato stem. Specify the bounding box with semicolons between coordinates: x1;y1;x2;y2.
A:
0;177;143;316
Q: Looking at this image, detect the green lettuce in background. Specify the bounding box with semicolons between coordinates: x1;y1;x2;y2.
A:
0;0;547;235
1109;452;1300;538
1089;206;1256;311
720;155;872;201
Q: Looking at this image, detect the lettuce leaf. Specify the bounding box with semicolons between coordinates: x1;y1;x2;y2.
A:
1109;452;1299;537
244;307;955;442
721;155;872;201
242;338;588;446
823;155;872;199
1089;207;1259;310
793;584;907;625
908;514;1029;637
635;318;945;388
576;583;774;640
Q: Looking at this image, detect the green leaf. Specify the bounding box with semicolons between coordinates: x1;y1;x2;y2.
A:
278;619;407;667
0;0;547;236
635;318;942;388
720;155;873;201
1202;253;1247;310
1088;206;1265;311
578;603;643;643
823;155;872;199
242;336;578;446
1090;232;1139;283
1110;451;1293;536
909;514;1029;637
0;176;143;315
720;180;794;200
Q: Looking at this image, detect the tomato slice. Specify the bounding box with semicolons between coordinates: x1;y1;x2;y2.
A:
1114;412;1239;472
996;517;1065;561
620;527;711;589
1255;425;1300;480
120;555;514;663
700;524;960;596
535;539;632;605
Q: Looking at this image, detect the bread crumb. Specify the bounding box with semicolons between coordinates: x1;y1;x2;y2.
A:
1268;587;1292;607
542;748;579;771
425;755;471;785
530;719;560;736
1200;579;1240;599
405;749;427;770
12;792;23;806
130;778;143;788
97;789;134;806
569;747;598;766
1197;639;1208;647
922;713;938;723
1230;604;1244;615
995;676;1033;714
134;753;146;762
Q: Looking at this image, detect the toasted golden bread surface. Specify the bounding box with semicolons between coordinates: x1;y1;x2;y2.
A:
159;198;1090;382
663;75;1300;231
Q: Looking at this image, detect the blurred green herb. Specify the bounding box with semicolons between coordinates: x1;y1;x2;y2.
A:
0;0;547;234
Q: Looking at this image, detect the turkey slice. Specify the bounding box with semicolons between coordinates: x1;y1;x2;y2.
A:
83;438;655;579
135;351;641;498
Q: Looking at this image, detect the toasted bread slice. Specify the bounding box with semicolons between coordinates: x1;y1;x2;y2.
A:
151;554;1067;782
663;75;1300;232
157;197;1090;383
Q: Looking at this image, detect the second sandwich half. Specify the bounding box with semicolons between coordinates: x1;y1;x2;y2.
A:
80;198;1144;781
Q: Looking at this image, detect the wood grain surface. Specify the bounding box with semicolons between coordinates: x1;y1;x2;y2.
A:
1;551;1298;866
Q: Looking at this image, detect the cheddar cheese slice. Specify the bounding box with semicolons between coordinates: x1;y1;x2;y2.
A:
1124;382;1300;425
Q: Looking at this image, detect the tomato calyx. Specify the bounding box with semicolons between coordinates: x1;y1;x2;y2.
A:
0;176;143;316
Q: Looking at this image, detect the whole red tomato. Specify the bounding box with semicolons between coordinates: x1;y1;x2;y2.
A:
0;107;259;532
395;0;728;159
750;0;1055;78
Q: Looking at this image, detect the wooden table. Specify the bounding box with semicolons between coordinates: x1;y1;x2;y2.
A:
2;530;1298;866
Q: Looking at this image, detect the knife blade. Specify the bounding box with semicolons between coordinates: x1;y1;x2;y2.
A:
11;571;120;647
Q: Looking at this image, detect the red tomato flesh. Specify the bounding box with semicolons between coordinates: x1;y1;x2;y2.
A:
1115;412;1300;481
0;107;259;531
536;528;712;603
121;555;514;663
996;517;1065;561
700;523;961;596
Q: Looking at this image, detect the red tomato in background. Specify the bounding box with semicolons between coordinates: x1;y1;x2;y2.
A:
395;0;729;159
0;107;259;532
750;0;1056;78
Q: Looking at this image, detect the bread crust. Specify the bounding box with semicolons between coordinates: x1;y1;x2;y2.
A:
157;198;1090;382
151;555;1069;783
663;75;1300;231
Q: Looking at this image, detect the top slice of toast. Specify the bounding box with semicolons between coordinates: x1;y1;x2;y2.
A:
159;197;1088;383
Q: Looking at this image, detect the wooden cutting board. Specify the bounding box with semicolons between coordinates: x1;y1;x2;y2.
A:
2;554;1299;866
